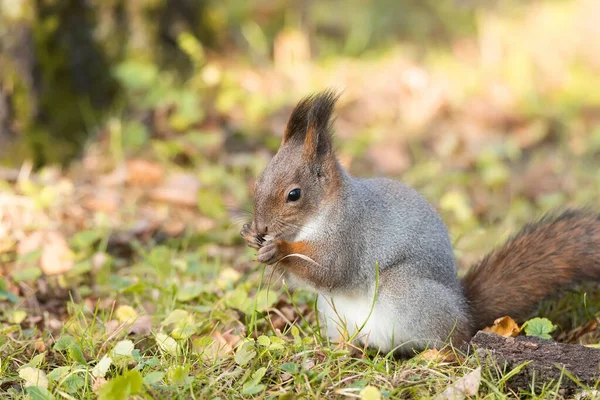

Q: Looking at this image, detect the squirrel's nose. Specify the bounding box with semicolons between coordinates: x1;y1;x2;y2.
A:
255;221;268;236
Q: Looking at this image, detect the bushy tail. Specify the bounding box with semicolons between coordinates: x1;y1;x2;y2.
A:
462;209;600;332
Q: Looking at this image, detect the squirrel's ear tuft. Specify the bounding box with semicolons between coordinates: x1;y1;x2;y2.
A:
303;89;340;159
282;90;341;156
281;95;313;146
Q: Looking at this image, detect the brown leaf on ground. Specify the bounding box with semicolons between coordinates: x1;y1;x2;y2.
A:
40;232;75;275
269;304;298;331
195;330;243;359
102;319;118;334
483;316;521;338
92;377;107;394
17;231;45;257
83;189;121;213
33;340;46;352
128;315;153;336
18;231;75;275
558;320;598;344
127;159;164;186
149;173;200;207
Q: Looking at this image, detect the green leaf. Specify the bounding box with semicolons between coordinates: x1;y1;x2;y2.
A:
280;363;298;374
254;289;277;312
169;90;203;130
113;61;158;91
71;230;102;250
171;319;198;340
53;335;76;351
13;266;42;282
26;386;54;400
18;249;42;263
522;317;556;340
68;344;87;365
0;277;19;303
161;310;199;339
257;335;270;347
63;373;85;394
98;370;143;400
143;371;165;385
234;341;256;366
167;365;191;385
176;284;205;302
47;366;70;381
27;353;45;368
242;367;267;395
122;120;149;150
225;287;252;314
53;335;86;364
242;383;265;395
161;309;189;326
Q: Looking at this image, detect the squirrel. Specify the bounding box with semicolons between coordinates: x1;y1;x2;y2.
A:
240;90;600;356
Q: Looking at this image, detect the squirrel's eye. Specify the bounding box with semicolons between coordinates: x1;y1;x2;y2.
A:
287;188;301;202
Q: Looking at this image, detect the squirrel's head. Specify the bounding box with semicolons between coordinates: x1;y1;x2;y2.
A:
252;90;343;240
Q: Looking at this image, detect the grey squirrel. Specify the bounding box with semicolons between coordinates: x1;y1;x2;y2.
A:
241;90;600;356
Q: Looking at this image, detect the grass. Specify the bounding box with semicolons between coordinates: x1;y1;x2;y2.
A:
2;0;600;398
2;129;600;400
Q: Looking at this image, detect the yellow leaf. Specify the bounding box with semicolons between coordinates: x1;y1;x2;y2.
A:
419;349;458;363
115;305;138;323
19;367;49;389
360;385;382;400
483;316;520;337
156;333;179;356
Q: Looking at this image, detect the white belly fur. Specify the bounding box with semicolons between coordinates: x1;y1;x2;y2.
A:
317;292;405;354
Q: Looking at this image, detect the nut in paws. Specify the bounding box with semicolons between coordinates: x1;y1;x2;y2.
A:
241;223;264;249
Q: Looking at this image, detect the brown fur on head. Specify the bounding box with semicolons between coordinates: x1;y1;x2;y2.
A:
252;90;343;240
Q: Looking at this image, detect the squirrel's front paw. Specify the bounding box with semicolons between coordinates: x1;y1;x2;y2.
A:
257;239;282;265
241;223;263;249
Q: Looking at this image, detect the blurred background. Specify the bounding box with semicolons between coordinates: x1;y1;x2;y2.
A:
1;0;600;269
1;2;600;380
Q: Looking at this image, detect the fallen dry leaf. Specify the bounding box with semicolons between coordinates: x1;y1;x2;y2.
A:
18;231;75;275
558;320;598;344
419;349;459;363
17;231;45;256
195;330;242;359
127;159;164;186
483;316;520;338
128;315;153;336
434;367;481;400
83;189;121;213
149;173;200;207
92;377;107;393
33;341;46;352
40;232;75;275
104;320;120;336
